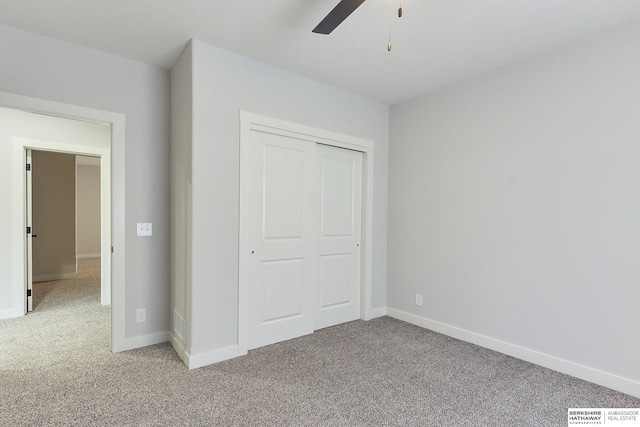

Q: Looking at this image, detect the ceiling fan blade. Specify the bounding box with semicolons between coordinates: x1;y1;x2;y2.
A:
312;0;367;34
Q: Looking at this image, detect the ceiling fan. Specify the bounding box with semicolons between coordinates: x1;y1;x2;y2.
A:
312;0;367;35
313;0;404;50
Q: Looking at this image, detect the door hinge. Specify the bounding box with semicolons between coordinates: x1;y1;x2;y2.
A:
27;289;32;297
26;163;31;171
26;226;31;235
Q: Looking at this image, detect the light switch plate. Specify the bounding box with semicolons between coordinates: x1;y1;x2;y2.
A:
137;223;152;237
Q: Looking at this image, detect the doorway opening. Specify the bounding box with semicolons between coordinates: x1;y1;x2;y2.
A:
18;136;111;355
27;151;103;316
2;90;126;352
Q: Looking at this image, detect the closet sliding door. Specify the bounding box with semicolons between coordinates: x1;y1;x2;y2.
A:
239;115;366;353
243;131;317;351
316;144;362;330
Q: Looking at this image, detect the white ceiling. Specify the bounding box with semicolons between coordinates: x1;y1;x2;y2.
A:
2;0;640;105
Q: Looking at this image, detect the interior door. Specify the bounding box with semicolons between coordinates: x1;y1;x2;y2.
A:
25;149;33;312
315;144;362;329
245;131;317;351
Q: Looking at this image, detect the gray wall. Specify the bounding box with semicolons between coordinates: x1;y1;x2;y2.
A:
174;40;389;357
170;41;193;348
0;24;171;340
32;151;76;281
76;162;101;257
388;20;640;383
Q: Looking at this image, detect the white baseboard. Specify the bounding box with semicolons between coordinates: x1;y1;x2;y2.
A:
365;306;387;320
386;308;640;399
169;334;239;370
77;253;101;259
187;345;239;370
0;308;17;320
33;272;77;282
117;331;170;352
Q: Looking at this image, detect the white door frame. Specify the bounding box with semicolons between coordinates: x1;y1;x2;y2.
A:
2;90;127;353
238;111;375;356
16;139;110;304
26;149;33;312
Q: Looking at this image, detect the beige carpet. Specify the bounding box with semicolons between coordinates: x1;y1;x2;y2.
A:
1;259;638;426
1;257;109;372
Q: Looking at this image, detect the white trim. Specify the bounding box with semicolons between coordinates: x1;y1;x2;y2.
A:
120;331;170;352
238;111;375;356
386;308;640;399
1;90;126;354
110;118;126;352
33;273;77;282
77;253;101;259
0;309;16;320
240;113;373;152
0;91;124;124
187;345;240;370
13;138;111;307
170;334;190;367
365;306;387;320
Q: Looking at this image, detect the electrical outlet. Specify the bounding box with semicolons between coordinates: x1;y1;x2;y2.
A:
136;308;146;323
136;223;152;237
415;294;423;307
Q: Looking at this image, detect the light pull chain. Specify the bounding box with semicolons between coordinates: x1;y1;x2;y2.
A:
388;0;393;51
388;0;403;52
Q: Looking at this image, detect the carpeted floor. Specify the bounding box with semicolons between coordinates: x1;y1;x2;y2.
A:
1;258;638;426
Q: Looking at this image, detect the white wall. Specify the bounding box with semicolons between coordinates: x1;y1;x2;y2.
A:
0;24;171;342
177;39;389;359
32;150;77;281
76;162;101;257
388;20;640;392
